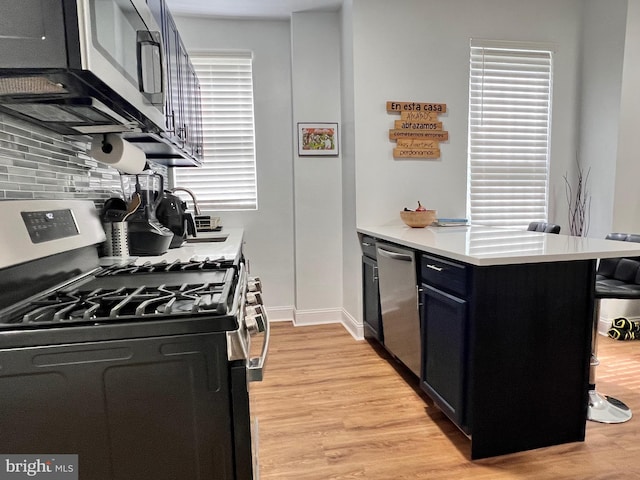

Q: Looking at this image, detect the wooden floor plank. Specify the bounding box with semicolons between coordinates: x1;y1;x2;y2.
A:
252;322;640;479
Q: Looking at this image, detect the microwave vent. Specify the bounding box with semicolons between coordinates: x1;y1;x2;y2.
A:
0;76;67;96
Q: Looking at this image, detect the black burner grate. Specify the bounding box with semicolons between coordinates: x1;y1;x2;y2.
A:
98;258;234;275
12;283;227;326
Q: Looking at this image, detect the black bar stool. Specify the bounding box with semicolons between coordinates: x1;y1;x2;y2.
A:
527;222;561;233
589;233;640;423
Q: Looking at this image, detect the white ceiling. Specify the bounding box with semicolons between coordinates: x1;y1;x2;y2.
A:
164;0;343;19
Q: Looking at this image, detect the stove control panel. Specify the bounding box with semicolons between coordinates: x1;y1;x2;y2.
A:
247;278;262;293
245;304;265;334
245;277;265;334
21;209;79;243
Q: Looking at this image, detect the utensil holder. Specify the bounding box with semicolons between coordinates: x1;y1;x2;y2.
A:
103;222;130;257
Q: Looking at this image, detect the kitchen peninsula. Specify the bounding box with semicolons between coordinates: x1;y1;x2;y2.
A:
358;225;640;459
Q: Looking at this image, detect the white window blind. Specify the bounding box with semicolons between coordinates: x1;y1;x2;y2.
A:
174;53;257;210
467;42;553;228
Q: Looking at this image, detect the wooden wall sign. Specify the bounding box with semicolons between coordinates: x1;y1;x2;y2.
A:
386;101;448;159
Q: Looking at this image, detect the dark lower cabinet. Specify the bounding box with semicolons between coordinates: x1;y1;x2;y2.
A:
420;251;594;459
362;255;383;342
360;235;596;460
421;284;468;431
361;235;383;343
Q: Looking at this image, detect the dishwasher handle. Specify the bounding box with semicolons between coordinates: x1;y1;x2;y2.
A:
377;247;413;262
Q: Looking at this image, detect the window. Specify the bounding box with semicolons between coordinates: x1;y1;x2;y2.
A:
467;41;553;228
173;53;257;210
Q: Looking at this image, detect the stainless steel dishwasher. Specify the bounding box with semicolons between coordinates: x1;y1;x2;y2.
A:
376;242;421;376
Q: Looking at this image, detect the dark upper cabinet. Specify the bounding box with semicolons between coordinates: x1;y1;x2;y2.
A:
146;0;204;164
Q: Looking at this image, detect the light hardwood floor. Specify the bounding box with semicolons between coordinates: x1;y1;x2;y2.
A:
251;321;640;479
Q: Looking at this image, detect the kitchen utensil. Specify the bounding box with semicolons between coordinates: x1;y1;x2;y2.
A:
156;190;197;248
122;192;141;222
120;172;173;255
102;221;129;257
101;197;127;223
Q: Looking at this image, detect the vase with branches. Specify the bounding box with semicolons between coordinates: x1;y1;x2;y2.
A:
563;161;591;236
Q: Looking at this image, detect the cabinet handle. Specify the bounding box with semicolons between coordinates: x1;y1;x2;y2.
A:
416;285;423;310
166;111;176;134
426;264;443;272
377;247;413;262
136;30;165;106
373;265;378;282
362;242;374;247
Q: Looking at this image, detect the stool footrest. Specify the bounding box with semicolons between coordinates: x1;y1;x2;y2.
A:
587;390;632;423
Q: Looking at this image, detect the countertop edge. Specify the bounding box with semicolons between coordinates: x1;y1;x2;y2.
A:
358;225;640;266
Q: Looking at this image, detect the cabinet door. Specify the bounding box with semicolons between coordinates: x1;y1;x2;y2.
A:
362;256;383;343
189;64;203;158
183;56;203;158
164;13;182;143
421;284;467;429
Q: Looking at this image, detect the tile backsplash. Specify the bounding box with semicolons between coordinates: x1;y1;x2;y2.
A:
0;113;167;207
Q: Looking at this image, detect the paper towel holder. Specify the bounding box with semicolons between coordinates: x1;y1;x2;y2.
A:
100;134;114;154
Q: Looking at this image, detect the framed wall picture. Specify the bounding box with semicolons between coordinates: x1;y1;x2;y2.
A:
297;122;339;156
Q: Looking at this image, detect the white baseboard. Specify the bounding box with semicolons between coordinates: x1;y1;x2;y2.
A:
340;309;364;340
264;306;295;322
294;307;343;326
265;306;364;340
597;316;610;336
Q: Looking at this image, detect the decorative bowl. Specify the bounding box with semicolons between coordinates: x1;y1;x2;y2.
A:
400;209;437;228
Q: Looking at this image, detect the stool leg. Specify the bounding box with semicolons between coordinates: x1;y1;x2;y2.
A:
587;298;632;423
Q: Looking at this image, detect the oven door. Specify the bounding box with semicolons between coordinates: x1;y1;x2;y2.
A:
227;262;270;479
230;318;269;480
230;361;257;480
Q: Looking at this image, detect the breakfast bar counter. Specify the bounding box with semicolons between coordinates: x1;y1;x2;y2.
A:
358;224;640;265
357;225;640;459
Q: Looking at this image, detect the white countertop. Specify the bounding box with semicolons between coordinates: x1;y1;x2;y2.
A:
358;225;640;266
100;228;244;266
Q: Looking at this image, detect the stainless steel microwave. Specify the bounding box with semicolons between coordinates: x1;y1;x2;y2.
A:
0;0;165;135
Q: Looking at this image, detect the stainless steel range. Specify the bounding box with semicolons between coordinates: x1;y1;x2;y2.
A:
0;200;268;480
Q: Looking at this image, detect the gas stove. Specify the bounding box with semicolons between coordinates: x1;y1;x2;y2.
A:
0;199;267;480
0;200;262;343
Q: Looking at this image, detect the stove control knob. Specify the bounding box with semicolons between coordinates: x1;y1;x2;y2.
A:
246;291;263;305
245;314;266;334
245;304;264;317
248;277;262;293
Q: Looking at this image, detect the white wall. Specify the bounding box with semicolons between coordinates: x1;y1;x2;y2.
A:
174;17;296;317
349;0;583;231
290;12;345;324
579;0;627;239
613;0;640;233
340;0;363;333
175;1;640;335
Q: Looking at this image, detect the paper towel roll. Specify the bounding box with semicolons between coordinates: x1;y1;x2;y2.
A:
89;133;146;174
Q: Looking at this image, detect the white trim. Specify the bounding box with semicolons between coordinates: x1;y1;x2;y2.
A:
265;306;364;340
264;306;295;322
185;49;253;59
294;307;343;326
340;308;364;340
470;38;557;53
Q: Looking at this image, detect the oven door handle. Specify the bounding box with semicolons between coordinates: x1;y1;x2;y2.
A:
248;307;270;382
